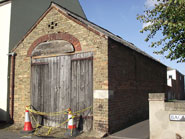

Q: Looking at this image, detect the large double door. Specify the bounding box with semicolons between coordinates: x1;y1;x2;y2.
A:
31;52;93;131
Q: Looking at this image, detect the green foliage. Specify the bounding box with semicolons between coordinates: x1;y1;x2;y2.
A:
137;0;185;62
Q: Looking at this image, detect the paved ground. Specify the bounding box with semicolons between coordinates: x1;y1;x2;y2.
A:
0;130;21;139
0;129;96;139
0;124;97;139
0;129;58;139
0;120;149;139
106;120;149;139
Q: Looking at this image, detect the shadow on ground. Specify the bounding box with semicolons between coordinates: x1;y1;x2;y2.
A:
106;120;149;139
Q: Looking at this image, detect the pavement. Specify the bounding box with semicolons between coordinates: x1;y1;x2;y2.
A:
0;120;149;139
0;129;94;139
106;120;149;139
0;129;56;139
0;126;96;139
0;130;21;139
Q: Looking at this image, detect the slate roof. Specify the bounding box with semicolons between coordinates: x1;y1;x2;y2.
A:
0;0;7;3
0;0;10;5
9;0;86;51
53;3;164;65
13;3;165;66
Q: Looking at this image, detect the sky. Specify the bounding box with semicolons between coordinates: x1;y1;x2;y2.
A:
79;0;185;75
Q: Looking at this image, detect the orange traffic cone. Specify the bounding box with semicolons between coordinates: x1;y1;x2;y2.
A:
68;108;76;130
65;108;79;137
23;109;33;132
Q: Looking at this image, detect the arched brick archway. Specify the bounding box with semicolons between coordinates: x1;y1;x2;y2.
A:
27;32;81;56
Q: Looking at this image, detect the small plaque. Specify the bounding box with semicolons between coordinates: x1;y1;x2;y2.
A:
170;114;185;121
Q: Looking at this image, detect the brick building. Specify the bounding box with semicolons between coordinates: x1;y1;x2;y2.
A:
9;3;167;134
167;67;185;100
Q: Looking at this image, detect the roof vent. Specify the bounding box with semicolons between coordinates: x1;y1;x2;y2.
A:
48;21;58;29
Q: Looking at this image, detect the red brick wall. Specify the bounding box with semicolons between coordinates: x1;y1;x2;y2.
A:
167;71;185;100
167;79;176;99
175;71;185;99
107;38;167;133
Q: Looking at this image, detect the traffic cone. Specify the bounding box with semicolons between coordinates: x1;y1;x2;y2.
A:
65;108;79;137
23;109;33;132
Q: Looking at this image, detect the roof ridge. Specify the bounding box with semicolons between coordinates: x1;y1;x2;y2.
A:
52;3;165;66
51;2;87;20
13;2;166;67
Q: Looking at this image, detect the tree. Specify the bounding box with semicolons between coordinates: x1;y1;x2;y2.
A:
137;0;185;62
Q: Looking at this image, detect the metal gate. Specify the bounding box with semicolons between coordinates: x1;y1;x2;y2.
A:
31;52;93;131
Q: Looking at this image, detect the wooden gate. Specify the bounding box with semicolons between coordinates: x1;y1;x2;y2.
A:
31;52;93;131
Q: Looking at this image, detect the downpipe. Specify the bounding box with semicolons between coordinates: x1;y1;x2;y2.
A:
7;52;16;123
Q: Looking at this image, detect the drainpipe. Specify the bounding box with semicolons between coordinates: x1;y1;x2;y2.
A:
8;52;16;122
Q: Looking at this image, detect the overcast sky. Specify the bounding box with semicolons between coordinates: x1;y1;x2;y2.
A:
79;0;185;75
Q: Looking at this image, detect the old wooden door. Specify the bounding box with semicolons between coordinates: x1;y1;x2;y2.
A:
31;63;49;125
71;53;93;131
31;52;93;130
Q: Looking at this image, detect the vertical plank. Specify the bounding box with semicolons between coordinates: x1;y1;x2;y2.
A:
79;60;85;110
54;57;59;126
57;56;62;126
45;57;51;126
66;56;71;110
31;65;37;124
52;57;57;126
84;59;89;131
71;60;77;113
31;62;49;125
59;56;65;127
48;57;54;126
41;63;49;126
42;58;48;126
35;65;42;124
77;60;81;112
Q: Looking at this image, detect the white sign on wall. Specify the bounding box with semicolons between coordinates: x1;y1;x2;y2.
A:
170;114;185;121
